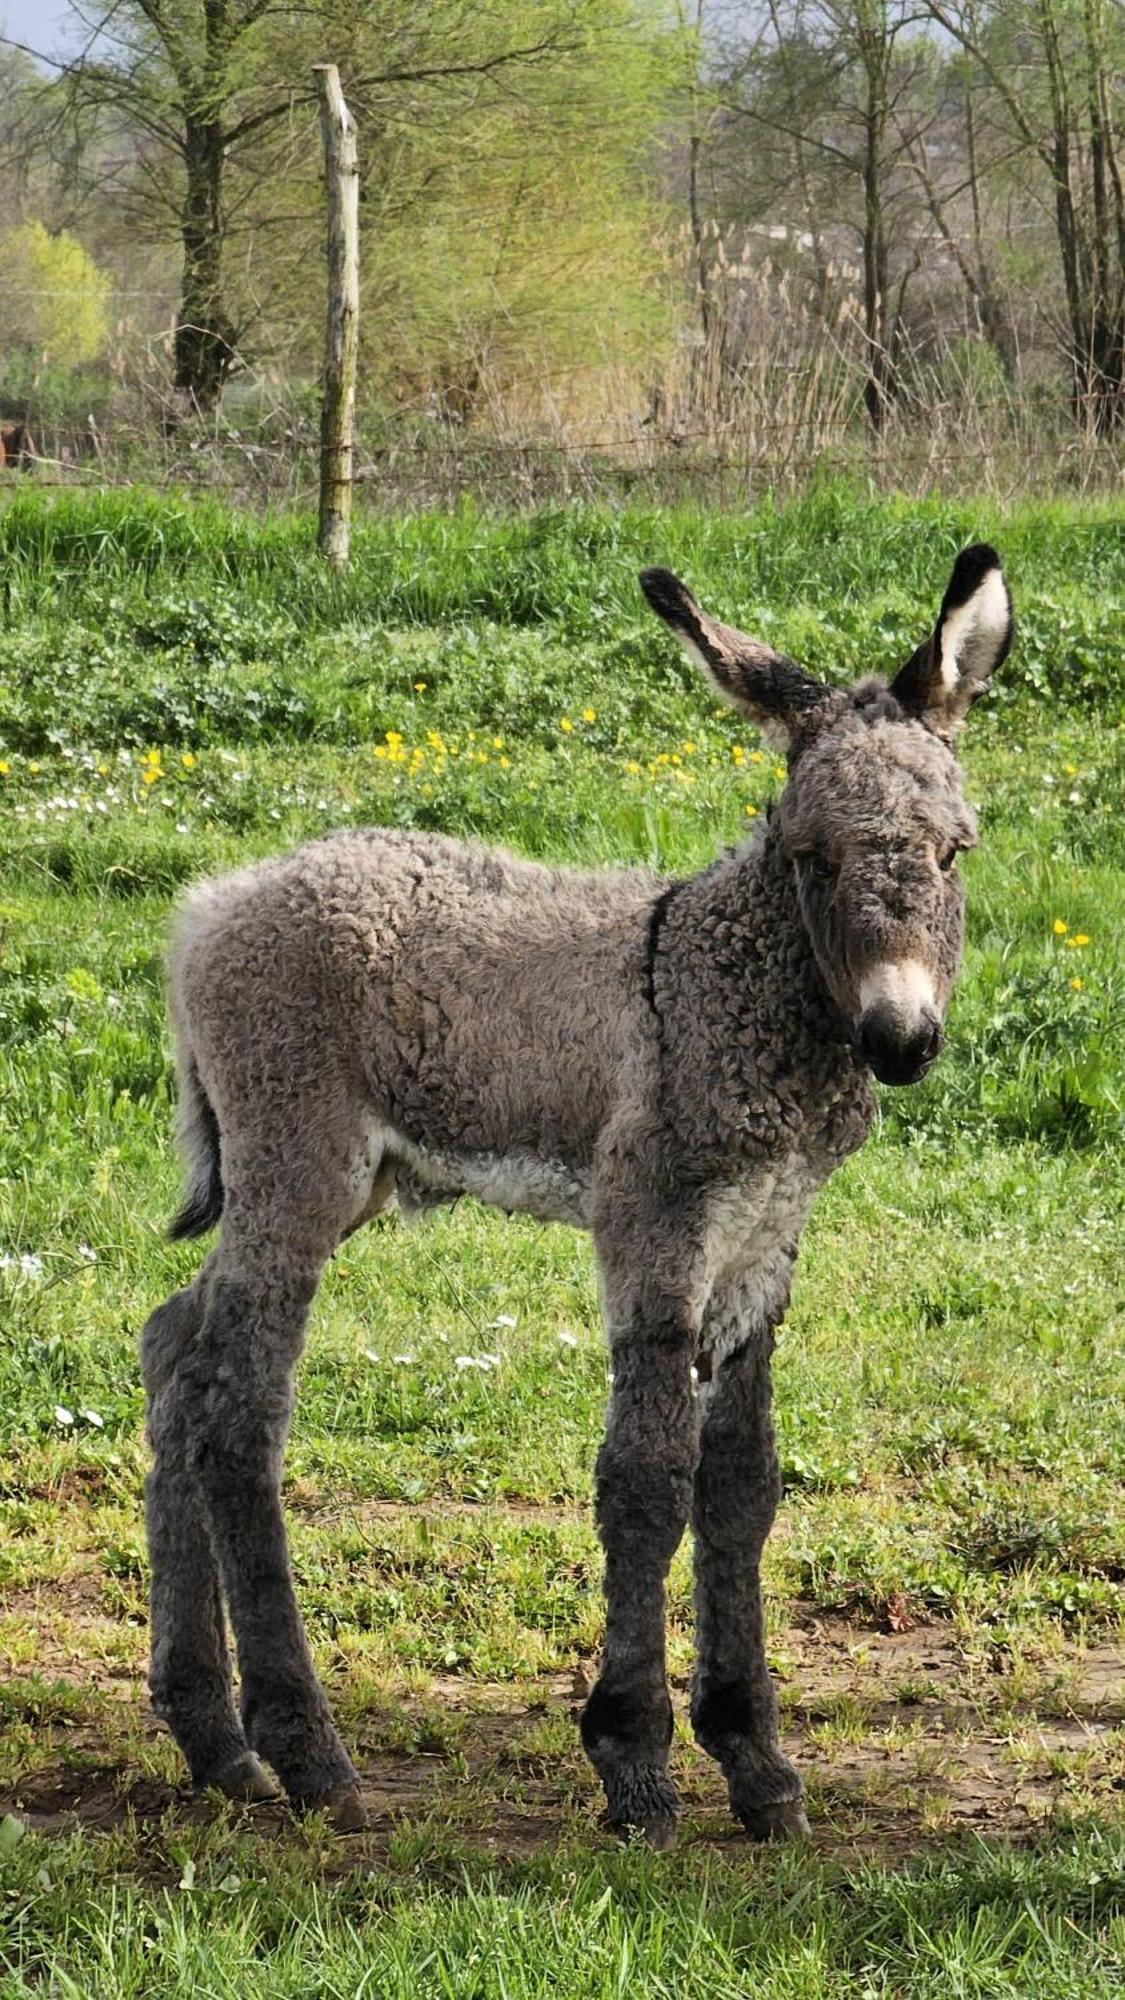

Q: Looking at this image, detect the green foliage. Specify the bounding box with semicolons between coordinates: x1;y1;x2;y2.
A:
0;486;1120;706
0;222;110;373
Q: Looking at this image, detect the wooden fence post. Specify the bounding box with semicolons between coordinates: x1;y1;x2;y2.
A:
314;64;359;568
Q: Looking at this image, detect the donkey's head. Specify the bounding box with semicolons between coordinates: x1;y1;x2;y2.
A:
640;547;1012;1085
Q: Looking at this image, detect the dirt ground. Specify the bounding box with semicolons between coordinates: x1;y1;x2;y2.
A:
4;1563;1121;1869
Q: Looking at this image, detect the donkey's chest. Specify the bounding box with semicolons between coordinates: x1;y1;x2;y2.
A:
703;1154;819;1291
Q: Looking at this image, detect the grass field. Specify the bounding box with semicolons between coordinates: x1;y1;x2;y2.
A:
0;488;1122;1996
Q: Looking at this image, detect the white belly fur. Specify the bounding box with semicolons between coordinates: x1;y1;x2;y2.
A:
382;1124;591;1228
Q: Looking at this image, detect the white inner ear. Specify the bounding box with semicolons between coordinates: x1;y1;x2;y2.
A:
671;629;714;678
937;566;1009;692
671;630;792;751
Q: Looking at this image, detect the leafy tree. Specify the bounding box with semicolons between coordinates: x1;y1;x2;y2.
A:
0;221;110;372
19;0;672;415
925;0;1125;434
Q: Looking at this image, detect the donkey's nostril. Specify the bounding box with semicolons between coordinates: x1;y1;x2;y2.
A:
858;1006;942;1086
916;1013;942;1066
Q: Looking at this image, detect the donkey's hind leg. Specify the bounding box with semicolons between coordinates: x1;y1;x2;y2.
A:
141;1275;276;1800
175;1115;383;1829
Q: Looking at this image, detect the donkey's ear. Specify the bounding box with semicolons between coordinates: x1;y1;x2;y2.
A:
891;545;1012;738
639;568;832;752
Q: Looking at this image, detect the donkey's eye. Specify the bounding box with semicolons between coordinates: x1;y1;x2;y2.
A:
807;856;836;885
938;844;959;874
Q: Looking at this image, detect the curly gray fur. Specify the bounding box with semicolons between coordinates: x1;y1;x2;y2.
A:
142;544;1012;1845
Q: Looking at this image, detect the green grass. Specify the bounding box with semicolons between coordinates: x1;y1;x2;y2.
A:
0;488;1123;1995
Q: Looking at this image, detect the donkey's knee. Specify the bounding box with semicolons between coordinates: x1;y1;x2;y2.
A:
141;1284;204;1401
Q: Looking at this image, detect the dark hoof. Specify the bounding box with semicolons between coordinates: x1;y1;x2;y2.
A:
739;1800;811;1842
602;1765;680;1851
207;1752;281;1804
602;1806;679;1852
298;1783;367;1833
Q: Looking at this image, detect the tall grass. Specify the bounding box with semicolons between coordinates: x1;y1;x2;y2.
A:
0;488;1121;709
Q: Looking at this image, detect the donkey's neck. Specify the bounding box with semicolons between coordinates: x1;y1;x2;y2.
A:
651;816;871;1167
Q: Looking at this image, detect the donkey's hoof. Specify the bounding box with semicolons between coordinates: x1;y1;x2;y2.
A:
603;1765;680;1851
634;1811;678;1852
208;1752;281;1804
300;1783;367;1833
603;1806;679;1852
739;1800;811;1843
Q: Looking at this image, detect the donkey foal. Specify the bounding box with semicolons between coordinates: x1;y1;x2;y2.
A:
143;545;1012;1847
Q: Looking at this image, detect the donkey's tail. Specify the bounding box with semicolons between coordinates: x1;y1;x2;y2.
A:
167;1053;224;1240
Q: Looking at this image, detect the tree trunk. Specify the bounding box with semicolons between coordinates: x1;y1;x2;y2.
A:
862;53;892;434
175;114;236;411
314;64;359;569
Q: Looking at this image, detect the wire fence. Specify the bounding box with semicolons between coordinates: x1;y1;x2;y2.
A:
8;414;1122;510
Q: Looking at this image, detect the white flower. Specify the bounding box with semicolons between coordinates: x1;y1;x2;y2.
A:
54;1405;75;1427
0;1253;45;1279
490;1314;518;1330
392;1353;415;1365
77;1245;97;1265
454;1353;501;1371
557;1330;579;1348
81;1409;104;1430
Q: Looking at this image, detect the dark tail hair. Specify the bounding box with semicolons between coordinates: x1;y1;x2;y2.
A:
167;1056;224;1240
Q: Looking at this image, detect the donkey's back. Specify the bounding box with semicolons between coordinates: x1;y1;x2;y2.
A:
170;826;661;1242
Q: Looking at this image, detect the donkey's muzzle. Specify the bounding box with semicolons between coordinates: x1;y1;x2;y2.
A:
858;1005;942;1087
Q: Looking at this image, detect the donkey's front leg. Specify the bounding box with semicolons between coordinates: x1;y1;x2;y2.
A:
580;1239;699;1849
691;1262;808;1840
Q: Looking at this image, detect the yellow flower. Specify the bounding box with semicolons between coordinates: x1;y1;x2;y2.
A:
774;765;786;780
1069;976;1084;991
373;745;388;759
492;736;505;750
581;707;596;723
414;681;427;692
1052;919;1069;935
499;756;511;770
625;760;641;776
744;803;758;817
1064;762;1077;776
181;751;196;769
682;741;696;755
749;749;765;764
97;763;108;776
29;760;41;774
141;768;159;786
1066;934;1090;948
559;718;573;733
732;745;744;764
0;761;8;776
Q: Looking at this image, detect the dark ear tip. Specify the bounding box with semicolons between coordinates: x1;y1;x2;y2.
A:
948;542;1003;589
639;566;694;620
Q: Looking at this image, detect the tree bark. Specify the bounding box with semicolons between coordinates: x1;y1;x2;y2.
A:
174;112;236;410
861;41;892;434
315;64;359;569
